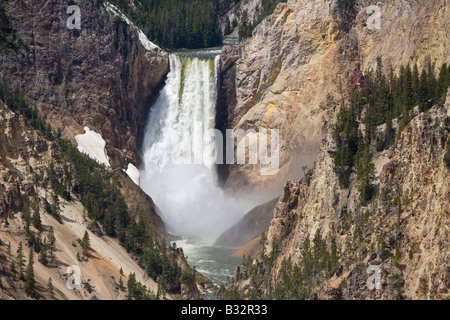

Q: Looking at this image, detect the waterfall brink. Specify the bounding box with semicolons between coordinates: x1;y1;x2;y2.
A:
140;50;254;241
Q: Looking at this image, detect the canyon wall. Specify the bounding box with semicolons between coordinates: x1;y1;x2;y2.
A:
0;0;169;167
219;0;450;299
225;89;450;300
0;1;215;300
219;0;450;197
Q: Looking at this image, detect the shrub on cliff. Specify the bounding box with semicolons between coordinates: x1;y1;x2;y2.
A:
444;138;450;170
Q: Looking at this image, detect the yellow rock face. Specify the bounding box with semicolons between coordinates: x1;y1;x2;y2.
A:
223;0;450;198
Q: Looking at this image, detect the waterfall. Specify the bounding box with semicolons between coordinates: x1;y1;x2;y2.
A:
140;50;254;241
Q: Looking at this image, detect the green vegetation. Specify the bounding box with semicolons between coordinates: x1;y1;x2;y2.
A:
106;0;288;46
219;59;449;301
106;0;222;49
127;272;154;300
218;229;340;300
337;0;356;18
237;0;287;40
24;248;37;298
0;78;192;298
334;0;357;31
445;138;450;170
355;138;376;202
0;6;21;53
80;231;91;256
333;59;450;201
272;232;340;300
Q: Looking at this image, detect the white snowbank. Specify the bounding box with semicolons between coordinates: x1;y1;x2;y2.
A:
137;29;160;51
103;2;160;51
104;1;131;25
75;127;110;167
125;163;140;185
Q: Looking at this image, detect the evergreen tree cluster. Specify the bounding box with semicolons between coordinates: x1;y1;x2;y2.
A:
0;80;191;298
0;5;27;54
218;230;339;300
0;240;41;298
237;0;287;40
273;232;339;300
21;196;58;268
56;125;183;294
126;272;153;300
336;0;356;19
0;77;54;141
445;138;450;170
107;0;223;49
333;60;450;202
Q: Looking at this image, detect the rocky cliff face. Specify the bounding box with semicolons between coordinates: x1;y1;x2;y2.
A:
0;98;152;300
215;197;278;248
0;102;25;218
0;0;169;167
224;89;450;300
0;96;213;300
0;1;218;300
219;0;450;197
219;0;263;37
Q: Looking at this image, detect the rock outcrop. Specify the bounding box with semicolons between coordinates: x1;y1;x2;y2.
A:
219;0;263;37
215;197;278;248
219;0;450;197
0;0;169;167
0;96;212;300
225;89;450;300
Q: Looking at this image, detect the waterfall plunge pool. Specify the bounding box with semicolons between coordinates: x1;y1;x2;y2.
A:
139;48;257;292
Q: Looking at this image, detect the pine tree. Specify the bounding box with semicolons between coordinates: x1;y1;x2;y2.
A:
385;111;394;147
418;68;430;112
10;261;17;279
448;64;450;88
119;277;125;292
24;247;36;298
39;237;48;265
47;226;56;263
127;272;137;300
436;63;448;103
444;138;450;170
50;192;61;222
403;64;414;110
224;16;231;36
356;138;376;202
47;277;54;298
22;197;31;225
32;207;42;231
412;63;420;101
81;231;90;256
34;230;43;253
17;241;25;280
425;58;437;103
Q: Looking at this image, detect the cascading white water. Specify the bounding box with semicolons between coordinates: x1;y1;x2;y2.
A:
140;50;254;241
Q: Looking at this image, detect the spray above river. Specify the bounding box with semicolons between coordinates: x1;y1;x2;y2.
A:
140;49;255;241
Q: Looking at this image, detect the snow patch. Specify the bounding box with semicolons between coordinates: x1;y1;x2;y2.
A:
104;2;131;25
75;127;110;167
137;29;160;51
125;163;140;185
103;2;160;51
